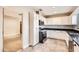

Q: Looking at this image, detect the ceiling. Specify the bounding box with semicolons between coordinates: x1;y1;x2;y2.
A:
3;6;77;18
32;6;77;17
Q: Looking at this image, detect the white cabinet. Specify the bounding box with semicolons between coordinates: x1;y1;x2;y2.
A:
47;31;69;42
45;16;72;25
70;14;79;28
74;43;79;52
71;15;77;25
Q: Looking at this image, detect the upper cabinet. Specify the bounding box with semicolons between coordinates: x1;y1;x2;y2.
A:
71;15;77;25
39;14;46;25
77;14;79;28
70;7;79;26
45;16;72;25
72;14;79;28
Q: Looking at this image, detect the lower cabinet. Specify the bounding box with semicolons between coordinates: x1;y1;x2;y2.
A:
68;40;74;52
74;42;79;52
68;40;79;52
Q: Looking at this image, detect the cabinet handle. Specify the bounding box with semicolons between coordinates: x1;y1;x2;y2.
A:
74;44;76;46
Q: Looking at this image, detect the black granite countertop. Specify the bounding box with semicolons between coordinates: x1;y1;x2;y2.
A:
39;25;79;33
39;25;79;46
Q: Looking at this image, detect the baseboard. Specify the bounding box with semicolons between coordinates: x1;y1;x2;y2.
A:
47;37;66;42
22;44;29;49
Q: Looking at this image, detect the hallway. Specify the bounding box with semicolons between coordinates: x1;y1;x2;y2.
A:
21;39;68;52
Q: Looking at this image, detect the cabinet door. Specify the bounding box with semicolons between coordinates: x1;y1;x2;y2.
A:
72;15;77;25
0;7;3;52
74;44;79;52
77;14;79;28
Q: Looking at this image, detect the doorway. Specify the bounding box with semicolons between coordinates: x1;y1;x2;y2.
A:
3;8;23;52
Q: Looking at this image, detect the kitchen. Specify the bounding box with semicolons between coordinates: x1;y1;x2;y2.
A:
0;6;79;52
26;6;79;52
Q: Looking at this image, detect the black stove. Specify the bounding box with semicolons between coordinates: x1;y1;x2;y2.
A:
39;20;47;43
39;29;47;43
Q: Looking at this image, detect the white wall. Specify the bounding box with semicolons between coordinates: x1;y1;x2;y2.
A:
71;7;79;16
29;11;39;46
22;12;29;48
45;16;72;25
3;7;30;49
33;12;39;46
4;9;20;38
0;7;3;52
4;15;20;38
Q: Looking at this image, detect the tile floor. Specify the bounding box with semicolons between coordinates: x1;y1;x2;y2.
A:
21;38;68;52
